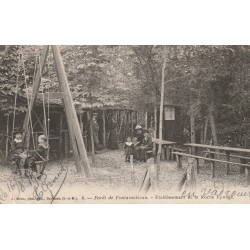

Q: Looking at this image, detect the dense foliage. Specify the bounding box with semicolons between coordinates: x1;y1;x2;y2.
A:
1;45;250;140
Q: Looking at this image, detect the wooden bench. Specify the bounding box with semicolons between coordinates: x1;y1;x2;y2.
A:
203;150;250;174
173;151;250;185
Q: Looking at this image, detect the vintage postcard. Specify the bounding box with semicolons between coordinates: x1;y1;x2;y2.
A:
0;45;250;204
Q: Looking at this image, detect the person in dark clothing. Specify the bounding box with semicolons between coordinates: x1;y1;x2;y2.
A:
137;130;153;162
135;125;144;145
10;130;27;175
134;125;144;161
107;116;118;150
27;135;48;173
124;137;136;162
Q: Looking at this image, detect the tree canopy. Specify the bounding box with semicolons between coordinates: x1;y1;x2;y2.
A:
1;45;250;138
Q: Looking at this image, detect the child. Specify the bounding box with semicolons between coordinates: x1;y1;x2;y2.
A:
10;130;27;175
27;135;48;173
124;137;135;162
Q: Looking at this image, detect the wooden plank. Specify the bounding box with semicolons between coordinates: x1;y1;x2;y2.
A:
152;138;176;145
52;45;90;177
173;152;250;168
185;143;250;154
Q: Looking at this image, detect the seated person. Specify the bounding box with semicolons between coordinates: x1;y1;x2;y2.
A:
124;137;135;162
137;130;153;162
27;135;48;174
10;130;27;175
135;125;144;146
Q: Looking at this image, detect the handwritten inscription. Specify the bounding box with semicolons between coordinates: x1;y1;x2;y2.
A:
0;164;68;204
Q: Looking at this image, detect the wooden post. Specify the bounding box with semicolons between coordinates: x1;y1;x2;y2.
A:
88;111;95;165
186;158;196;192
153;105;157;156
5;114;9;161
102;110;106;148
145;111;148;129
156;46;167;180
79;112;83;135
245;167;250;186
240;158;246;174
226;151;230;175
131;111;134;137
136;110;138;125
210;152;215;178
52;45;90;177
197;159;200;174
190;112;195;154
130;155;135;186
177;155;182;169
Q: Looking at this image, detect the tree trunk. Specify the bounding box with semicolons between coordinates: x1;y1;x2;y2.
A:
153;105;157;155
190;113;195;143
156;46;167;180
203;114;209;144
208;107;218;145
145;111;148;129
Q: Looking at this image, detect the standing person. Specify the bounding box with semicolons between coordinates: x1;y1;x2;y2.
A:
134;125;144;160
124;136;135;162
87;112;100;152
10;129;27;175
107;115;118;150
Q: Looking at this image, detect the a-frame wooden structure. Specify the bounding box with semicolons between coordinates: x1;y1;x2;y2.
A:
22;45;91;178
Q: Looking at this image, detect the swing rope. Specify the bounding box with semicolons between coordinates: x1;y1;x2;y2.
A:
20;46;36;150
12;52;21;141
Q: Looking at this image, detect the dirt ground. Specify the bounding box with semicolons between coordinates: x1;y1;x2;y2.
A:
0;149;249;203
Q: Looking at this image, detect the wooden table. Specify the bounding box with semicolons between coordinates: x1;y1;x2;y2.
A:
152;138;176;160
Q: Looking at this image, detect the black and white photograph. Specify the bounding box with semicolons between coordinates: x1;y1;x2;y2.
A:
1;45;250;203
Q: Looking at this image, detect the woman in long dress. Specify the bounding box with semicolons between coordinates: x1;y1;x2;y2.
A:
107;117;118;150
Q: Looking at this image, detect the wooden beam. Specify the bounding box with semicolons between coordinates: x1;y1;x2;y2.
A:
52;45;90;177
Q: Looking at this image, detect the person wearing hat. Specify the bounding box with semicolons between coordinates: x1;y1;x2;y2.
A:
10;128;27;175
135;125;144;146
137;130;153;162
107;115;118;150
134;125;144;161
27;134;49;174
87;112;100;152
